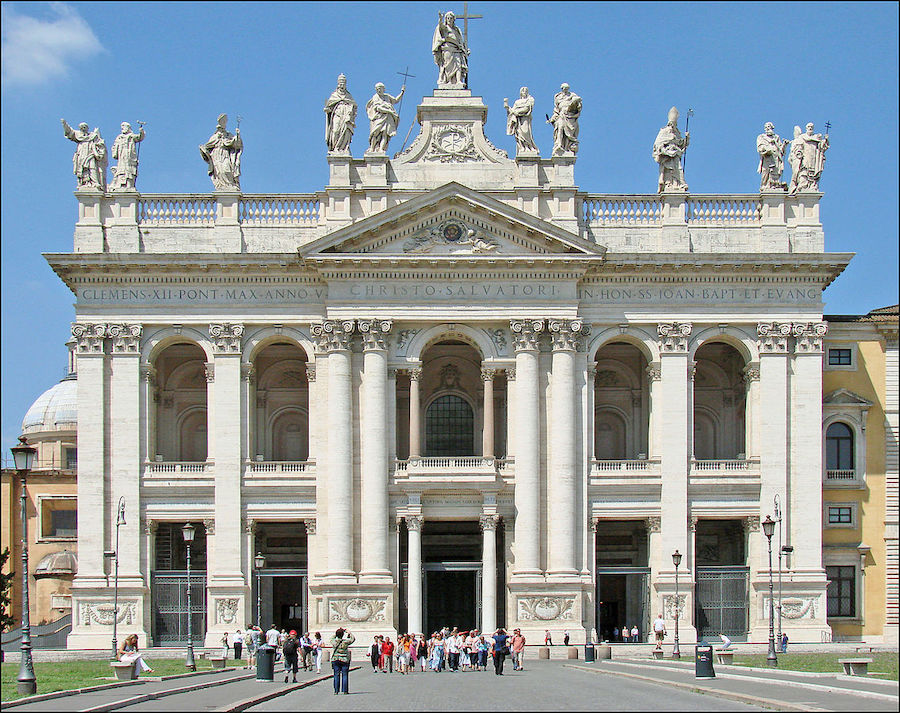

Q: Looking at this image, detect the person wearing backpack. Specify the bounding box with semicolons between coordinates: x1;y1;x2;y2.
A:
282;630;300;683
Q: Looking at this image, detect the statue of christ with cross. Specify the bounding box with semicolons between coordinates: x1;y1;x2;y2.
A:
432;5;481;89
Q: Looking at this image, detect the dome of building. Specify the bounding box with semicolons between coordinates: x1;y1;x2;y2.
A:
21;375;77;434
34;549;78;578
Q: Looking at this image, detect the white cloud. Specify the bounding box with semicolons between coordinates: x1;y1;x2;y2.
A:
1;2;103;88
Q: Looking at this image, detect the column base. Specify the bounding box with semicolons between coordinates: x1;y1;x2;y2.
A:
204;585;250;648
507;580;590;644
308;581;397;638
67;584;150;650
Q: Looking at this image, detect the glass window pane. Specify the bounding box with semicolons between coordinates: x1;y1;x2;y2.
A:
425;394;474;456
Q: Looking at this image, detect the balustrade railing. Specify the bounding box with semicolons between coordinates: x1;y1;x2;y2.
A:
691;458;759;473
591;458;661;474
145;461;213;474
686;196;761;223
581;196;663;226
825;469;857;481
395;456;504;473
239;195;320;225
247;460;316;473
138;195;216;225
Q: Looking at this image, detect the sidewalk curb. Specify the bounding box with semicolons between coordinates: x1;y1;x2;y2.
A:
216;666;362;712
563;664;824;712
77;672;257;712
0;667;241;708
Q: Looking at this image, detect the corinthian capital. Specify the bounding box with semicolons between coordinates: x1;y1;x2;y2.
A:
510;319;544;352
548;319;589;351
107;323;142;353
358;319;393;351
209;323;244;354
792;321;827;354
312;320;355;353
479;514;500;531
71;322;107;354
657;322;692;353
757;321;792;354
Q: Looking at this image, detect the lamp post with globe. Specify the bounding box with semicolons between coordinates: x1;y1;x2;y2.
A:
762;515;778;667
11;437;37;695
182;523;196;671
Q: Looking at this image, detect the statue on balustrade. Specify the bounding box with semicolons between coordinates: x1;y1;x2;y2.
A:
324;74;357;153
756;122;788;191
652;106;689;192
789;122;829;193
432;11;469;89
366;82;405;153
111;122;146;191
547;83;582;156
504;87;538;155
199;114;242;191
61;119;108;191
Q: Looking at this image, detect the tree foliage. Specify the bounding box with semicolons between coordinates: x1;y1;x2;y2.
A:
0;547;15;633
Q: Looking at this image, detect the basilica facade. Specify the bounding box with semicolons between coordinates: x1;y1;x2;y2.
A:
44;32;860;648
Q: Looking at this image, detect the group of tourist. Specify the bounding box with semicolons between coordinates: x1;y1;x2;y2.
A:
612;624;643;643
226;625;325;680
369;627;525;676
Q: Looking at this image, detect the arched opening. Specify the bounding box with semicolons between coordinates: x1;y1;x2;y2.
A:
692;341;747;459
594;342;649;460
825;422;854;472
153;343;208;461
253;342;310;461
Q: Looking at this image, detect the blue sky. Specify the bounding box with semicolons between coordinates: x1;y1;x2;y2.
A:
1;1;898;452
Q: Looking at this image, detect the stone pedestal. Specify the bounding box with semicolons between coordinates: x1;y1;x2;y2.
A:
74;189;105;252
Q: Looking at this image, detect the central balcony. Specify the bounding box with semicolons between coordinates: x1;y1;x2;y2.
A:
243;460;317;486
393;456;513;483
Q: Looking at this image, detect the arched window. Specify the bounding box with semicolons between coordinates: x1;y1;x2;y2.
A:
826;422;854;471
425;394;474;456
179;409;208;462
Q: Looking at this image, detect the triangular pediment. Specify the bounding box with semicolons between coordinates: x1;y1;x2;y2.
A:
823;388;873;407
299;183;605;259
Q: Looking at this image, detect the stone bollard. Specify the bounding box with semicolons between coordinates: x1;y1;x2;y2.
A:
567;646;579;659
596;644;612;660
538;647;550;659
651;649;664;660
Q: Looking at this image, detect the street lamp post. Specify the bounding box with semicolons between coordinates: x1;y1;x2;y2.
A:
254;553;266;629
774;495;783;651
111;497;126;659
12;437;37;695
762;515;778;667
182;523;196;671
672;549;682;659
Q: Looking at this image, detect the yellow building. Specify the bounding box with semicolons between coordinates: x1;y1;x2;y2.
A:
823;305;898;645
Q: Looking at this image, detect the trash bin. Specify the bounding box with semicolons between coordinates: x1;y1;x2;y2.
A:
694;643;715;679
256;645;275;681
584;642;595;662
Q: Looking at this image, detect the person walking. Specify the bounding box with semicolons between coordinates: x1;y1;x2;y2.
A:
313;632;324;673
300;632;313;671
563;629;570;646
369;635;381;672
282;630;300;683
630;624;639;643
510;628;526;671
417;635;428;672
491;628;509;675
381;635;395;673
544;629;552;646
221;630;230;660
330;627;355;695
233;628;243;661
653;614;667;650
477;635;489;671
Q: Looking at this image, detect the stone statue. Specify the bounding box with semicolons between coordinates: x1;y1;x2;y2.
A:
324;74;357;153
756;122;788;191
789;122;829;193
432;11;469;89
110;122;146;191
199;114;242;190
366;82;405;153
504;87;537;155
547;83;582;156
61;119;107;190
652;106;689;192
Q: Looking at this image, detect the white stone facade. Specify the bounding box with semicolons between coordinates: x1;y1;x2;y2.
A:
50;89;850;649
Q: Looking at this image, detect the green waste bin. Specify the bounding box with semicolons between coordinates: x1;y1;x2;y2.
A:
584;642;595;662
256;645;275;681
694;644;715;678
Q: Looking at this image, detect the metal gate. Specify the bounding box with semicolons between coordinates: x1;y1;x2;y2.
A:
695;566;749;640
151;571;206;646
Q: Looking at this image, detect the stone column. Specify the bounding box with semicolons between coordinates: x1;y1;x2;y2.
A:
481;368;496;459
408;368;422;459
547;319;586;577
406;515;423;635
510;320;544;576
646;363;662;457
480;515;499;633
743;363;760;458
359;319;393;580
242;364;255;461
313;320;356;578
141;362;157;464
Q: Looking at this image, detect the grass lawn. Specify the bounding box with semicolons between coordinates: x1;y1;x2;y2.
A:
0;657;242;703
734;652;899;680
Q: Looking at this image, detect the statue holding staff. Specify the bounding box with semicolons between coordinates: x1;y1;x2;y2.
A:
61;119;108;190
324;74;357;153
547;83;582;156
652;106;689;192
504;87;537;155
366;82;405;153
789;122;829;193
111;121;146;191
199;113;242;190
432;11;469;88
756;122;788;191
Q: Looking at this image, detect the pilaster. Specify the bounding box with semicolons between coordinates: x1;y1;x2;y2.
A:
407;515;423;635
480;514;500;633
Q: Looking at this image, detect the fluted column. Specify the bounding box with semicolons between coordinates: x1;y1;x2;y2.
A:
359;319;393;579
547;319;587;577
480;514;499;633
313;320;356;578
481;368;496;459
409;368;422;459
510;319;543;576
407;515;423;634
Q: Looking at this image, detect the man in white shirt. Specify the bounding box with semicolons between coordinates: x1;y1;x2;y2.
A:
652;614;666;650
266;624;280;647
